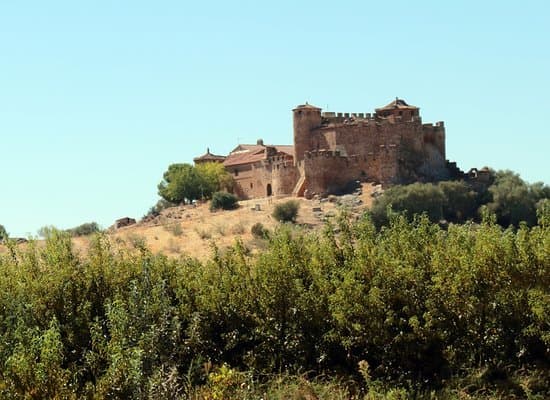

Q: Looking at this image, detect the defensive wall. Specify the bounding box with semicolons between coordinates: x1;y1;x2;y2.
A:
293;102;449;191
204;99;455;200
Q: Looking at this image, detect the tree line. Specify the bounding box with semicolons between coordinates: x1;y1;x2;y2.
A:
371;170;549;228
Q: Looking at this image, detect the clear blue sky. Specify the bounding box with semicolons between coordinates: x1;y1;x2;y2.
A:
1;1;549;236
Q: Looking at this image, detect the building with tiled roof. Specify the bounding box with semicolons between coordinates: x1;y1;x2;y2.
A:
221;140;295;198
194;99;458;199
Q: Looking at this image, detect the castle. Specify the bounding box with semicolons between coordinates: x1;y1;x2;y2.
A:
194;98;462;199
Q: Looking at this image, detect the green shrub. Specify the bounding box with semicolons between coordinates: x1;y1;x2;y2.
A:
210;191;238;211
66;221;101;237
370;183;446;227
251;222;269;239
371;171;549;229
0;206;547;398
272;200;300;223
36;225;57;238
0;224;7;241
486;170;549;227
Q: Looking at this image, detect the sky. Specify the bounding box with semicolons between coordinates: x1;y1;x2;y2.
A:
1;0;549;237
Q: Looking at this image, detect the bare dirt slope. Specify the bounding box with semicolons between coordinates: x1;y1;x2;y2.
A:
4;183;379;261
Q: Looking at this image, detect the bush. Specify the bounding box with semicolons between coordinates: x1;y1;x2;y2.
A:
66;222;101;237
37;225;59;239
0;210;547;397
210;191;238;211
486;170;549;227
370;183;446;227
369;172;550;229
272;200;300;223
0;224;7;241
251;222;269;239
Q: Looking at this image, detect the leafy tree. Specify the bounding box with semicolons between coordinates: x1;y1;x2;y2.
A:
158;162;234;204
158;163;202;203
439;180;478;222
272;200;300;223
196;162;234;197
370;183;446;227
370;172;549;228
486;170;549;227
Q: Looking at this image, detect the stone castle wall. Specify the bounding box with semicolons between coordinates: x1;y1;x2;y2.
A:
226;155;298;199
300;150;362;195
271;158;298;197
293;105;450;193
227;162;271;199
219;101;452;200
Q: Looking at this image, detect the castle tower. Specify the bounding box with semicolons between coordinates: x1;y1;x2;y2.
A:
292;103;322;165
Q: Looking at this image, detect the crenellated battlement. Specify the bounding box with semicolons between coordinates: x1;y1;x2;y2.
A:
321;111;375;119
320;111;423;127
291;99;450;190
321;111;375;124
208;99;452;200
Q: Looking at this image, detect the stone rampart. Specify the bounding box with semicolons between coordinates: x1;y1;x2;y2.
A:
302;151;362;195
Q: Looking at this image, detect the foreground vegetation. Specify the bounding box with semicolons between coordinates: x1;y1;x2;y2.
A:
0;206;548;398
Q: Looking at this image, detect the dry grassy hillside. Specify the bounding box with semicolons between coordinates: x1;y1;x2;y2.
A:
3;184;378;261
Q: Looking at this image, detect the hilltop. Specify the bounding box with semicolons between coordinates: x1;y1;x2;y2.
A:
2;183;377;260
83;183;377;260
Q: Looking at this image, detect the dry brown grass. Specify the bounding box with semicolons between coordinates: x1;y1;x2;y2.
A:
1;184;377;261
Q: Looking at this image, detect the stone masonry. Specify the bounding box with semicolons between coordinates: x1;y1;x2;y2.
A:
196;99;460;199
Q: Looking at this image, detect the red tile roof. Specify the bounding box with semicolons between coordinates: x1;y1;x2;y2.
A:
224;148;265;167
223;144;293;167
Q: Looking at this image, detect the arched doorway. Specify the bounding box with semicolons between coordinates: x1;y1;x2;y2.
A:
266;183;272;197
